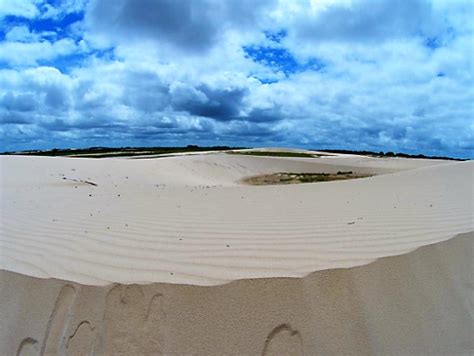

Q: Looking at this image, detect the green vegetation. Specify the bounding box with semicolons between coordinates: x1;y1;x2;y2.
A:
227;151;323;158
1;145;243;158
242;171;371;185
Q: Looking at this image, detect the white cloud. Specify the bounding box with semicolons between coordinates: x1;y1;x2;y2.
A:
0;0;39;19
40;0;87;19
5;25;39;42
0;38;80;66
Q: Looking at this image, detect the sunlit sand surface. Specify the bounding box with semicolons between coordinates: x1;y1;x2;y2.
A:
1;150;472;355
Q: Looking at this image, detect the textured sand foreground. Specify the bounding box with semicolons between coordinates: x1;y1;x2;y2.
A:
1;233;473;355
1;152;473;354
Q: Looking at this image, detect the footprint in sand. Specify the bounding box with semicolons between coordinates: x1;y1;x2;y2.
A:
66;321;96;355
41;285;77;355
143;293;166;352
16;338;38;356
102;285;166;354
102;285;146;354
262;324;303;356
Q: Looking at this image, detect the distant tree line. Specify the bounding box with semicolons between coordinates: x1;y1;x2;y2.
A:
1;145;466;161
317;149;465;161
1;145;245;157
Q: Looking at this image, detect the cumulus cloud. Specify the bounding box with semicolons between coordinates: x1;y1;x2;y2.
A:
171;84;248;120
0;38;79;66
40;0;88;19
0;0;39;19
5;25;39;42
290;0;436;42
1;91;37;112
0;0;472;157
84;0;274;52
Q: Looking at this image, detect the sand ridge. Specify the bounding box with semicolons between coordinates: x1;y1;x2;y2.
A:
0;153;472;286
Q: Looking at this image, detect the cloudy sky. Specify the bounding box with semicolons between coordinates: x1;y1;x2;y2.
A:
0;0;472;157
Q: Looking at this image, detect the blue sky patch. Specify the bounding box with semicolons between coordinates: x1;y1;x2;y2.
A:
1;12;83;40
243;45;325;75
38;51;87;73
424;36;442;49
264;29;287;43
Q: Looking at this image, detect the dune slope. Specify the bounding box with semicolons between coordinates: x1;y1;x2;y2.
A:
0;154;472;286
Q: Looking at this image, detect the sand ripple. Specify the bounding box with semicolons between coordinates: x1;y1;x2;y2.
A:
1;154;472;286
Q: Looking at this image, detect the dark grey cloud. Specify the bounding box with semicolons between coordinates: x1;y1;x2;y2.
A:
85;0;275;52
87;0;216;51
244;107;284;123
0;111;32;124
171;85;248;120
44;84;70;108
121;70;170;112
1;92;37;111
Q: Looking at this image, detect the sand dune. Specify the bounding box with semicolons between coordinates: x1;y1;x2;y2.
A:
0;153;472;286
1;151;473;354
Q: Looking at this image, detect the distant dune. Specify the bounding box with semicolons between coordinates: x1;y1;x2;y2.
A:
1;150;472;354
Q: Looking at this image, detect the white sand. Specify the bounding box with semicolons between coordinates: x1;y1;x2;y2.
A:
0;153;471;285
1;151;473;355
